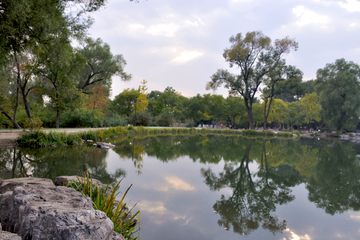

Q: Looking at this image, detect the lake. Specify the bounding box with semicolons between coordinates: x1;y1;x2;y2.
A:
1;134;360;240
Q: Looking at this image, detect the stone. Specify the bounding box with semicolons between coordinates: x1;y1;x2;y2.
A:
0;178;116;240
0;177;55;194
0;230;21;240
94;142;115;149
55;176;112;195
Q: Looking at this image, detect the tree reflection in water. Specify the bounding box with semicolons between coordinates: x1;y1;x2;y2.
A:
0;145;125;183
201;139;296;235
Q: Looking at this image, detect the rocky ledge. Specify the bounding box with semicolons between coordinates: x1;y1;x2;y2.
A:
0;177;125;240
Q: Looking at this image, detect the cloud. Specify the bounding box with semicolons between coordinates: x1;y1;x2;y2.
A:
172;50;204;64
147;23;179;37
158;176;196;191
284;228;311;240
137;201;168;215
338;0;360;12
292;5;329;28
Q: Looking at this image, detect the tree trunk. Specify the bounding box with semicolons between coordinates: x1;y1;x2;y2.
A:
21;88;31;119
247;107;254;129
263;100;268;129
0;107;21;128
56;109;60;128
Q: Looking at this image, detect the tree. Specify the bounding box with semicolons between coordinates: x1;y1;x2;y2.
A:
300;93;321;125
112;89;139;117
35;35;86;128
76;37;131;92
85;85;109;112
265;98;288;128
316;59;360;131
208;31;298;129
225;96;246;127
262;65;303;128
111;80;148;117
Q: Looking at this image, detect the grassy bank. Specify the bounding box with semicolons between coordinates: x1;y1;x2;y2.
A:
16;126;298;148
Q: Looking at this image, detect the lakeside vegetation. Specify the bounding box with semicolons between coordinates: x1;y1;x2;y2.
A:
66;172;140;240
15;126;300;148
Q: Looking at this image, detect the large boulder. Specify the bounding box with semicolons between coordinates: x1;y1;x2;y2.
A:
0;178;125;240
0;223;21;240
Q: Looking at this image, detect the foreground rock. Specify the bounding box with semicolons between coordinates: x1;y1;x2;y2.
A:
0;178;125;240
0;223;21;240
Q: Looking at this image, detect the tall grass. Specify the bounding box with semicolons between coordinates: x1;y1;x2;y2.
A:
66;172;140;240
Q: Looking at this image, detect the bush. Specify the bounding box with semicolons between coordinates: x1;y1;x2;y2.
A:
262;130;275;136
61;108;104;128
185;119;197;128
242;129;260;135
276;132;292;137
155;109;175;127
104;114;127;127
128;111;152;126
23;117;43;131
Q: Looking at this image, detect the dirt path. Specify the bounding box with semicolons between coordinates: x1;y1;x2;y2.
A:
0;132;24;147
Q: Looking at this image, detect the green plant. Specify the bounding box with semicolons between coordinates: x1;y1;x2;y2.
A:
66;172;140;240
23;117;43;131
262;130;275;136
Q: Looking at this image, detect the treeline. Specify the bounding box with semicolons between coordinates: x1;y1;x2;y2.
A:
1;2;359;132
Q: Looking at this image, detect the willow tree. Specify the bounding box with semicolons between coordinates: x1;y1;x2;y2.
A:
207;31;298;129
315;59;360;131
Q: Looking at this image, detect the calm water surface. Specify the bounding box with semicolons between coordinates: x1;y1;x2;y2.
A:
1;135;360;240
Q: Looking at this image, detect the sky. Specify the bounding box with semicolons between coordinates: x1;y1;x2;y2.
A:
86;0;360;99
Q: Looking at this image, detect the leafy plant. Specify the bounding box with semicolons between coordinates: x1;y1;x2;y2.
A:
66;172;140;240
23;117;43;131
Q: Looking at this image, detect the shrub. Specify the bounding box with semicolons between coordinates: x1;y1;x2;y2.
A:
243;129;260;135
155;110;175;127
128;111;152;126
23;117;43;131
61;108;104;128
262;130;275;136
104;114;128;127
276;132;292;137
185;119;197;128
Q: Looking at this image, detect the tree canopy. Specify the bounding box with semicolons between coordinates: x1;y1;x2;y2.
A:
207;31;298;129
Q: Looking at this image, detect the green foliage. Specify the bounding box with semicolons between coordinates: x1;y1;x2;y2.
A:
76;37;131;92
300;93;321;124
16;130;83;147
242;129;261;135
276;132;292;137
262;130;275;136
66;172;140;240
316;59;360;131
104;114;128;127
155;107;175;126
23;117;43;131
208;31;298;129
185;119;197;127
61;108;104;128
128;111;152;126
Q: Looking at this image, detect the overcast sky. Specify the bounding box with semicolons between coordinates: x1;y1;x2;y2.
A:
86;0;360;99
